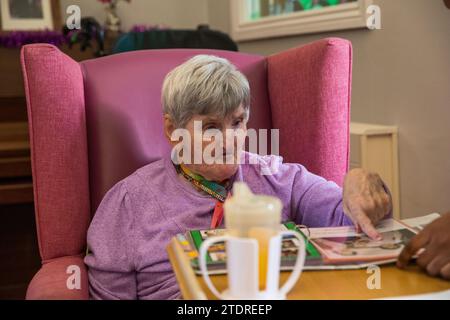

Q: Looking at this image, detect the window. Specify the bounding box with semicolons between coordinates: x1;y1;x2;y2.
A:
230;0;373;41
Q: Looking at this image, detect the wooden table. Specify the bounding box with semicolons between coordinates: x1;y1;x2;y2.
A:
167;238;450;300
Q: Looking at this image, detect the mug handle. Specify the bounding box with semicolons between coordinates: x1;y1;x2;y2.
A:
199;235;230;300
279;230;306;296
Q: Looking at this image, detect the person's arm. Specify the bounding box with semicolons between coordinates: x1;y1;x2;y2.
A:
84;181;137;300
288;163;353;227
289;164;392;238
397;212;450;280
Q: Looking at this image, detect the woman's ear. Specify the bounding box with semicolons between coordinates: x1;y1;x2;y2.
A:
163;114;176;143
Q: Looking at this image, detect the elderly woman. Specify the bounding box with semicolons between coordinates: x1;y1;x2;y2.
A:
85;55;392;300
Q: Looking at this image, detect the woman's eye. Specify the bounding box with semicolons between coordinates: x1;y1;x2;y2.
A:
204;124;217;130
233;119;243;127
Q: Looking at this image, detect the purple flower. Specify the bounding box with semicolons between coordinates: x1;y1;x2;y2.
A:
0;30;68;48
130;24;169;32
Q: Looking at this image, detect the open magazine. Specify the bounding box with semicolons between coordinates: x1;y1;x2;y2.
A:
304;219;416;264
175;213;440;275
176;222;324;274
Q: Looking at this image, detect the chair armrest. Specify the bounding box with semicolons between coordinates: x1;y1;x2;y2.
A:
267;37;352;186
26;256;88;300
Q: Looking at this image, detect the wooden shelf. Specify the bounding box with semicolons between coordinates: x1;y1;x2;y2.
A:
0;122;30;159
0;157;31;178
0;180;33;205
0;122;32;204
0;97;28;123
0;122;29;140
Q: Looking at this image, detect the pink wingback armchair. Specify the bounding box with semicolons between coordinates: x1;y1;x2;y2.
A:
20;38;352;299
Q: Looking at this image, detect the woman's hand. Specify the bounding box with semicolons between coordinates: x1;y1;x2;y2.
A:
343;168;392;240
397;212;450;280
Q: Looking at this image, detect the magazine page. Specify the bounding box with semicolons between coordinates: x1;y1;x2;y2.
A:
187;223;321;266
400;213;441;232
299;219;412;239
302;219;417;264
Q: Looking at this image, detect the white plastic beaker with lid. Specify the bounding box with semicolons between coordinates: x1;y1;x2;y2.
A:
199;182;306;300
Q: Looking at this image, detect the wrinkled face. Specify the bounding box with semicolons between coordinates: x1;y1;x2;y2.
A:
165;105;248;182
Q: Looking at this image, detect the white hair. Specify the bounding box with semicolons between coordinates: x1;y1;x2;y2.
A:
161;55;250;128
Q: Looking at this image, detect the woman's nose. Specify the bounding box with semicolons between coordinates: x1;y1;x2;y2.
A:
222;129;238;150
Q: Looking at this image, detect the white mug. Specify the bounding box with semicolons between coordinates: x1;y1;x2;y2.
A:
199;230;306;300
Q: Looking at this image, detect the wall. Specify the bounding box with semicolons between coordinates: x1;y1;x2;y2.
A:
59;0;209;31
208;0;450;219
